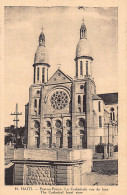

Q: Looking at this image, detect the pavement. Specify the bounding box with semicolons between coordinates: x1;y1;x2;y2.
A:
83;172;118;185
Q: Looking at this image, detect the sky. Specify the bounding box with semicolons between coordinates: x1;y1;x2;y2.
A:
4;6;118;127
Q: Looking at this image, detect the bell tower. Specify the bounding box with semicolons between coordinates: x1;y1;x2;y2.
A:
72;19;96;150
33;27;50;84
75;19;93;79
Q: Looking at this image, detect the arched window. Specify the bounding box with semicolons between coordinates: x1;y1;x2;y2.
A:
37;67;39;81
110;107;115;121
76;62;78;76
34;120;40;148
78;95;81;104
39;99;41;115
113;112;115;121
99;116;102;127
34;99;37;108
80;61;83;75
110;112;112;121
42;67;45;83
86;61;88;76
98;101;101;112
78;107;81;113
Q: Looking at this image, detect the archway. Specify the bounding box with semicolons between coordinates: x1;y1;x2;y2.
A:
67;131;72;148
56;130;62;148
34;120;40;148
46;131;51;148
80;130;85;148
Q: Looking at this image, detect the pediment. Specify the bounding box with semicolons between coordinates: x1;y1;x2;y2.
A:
46;69;72;85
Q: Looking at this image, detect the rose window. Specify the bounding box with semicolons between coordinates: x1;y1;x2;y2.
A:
50;90;68;110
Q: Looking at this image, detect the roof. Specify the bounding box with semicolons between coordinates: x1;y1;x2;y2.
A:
76;38;92;58
97;93;118;105
34;45;49;64
92;94;102;100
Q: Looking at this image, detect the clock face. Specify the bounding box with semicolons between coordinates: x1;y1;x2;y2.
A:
50;90;68;110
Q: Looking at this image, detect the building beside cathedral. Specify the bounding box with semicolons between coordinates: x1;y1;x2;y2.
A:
25;20;118;158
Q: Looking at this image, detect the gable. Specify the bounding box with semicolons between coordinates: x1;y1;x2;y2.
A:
46;69;72;85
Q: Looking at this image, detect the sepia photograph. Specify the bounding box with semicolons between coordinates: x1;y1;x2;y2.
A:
4;6;118;186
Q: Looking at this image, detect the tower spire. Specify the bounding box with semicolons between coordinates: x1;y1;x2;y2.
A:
41;26;44;33
39;26;45;46
80;18;87;39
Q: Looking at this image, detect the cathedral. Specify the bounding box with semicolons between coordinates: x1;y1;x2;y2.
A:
25;20;118;158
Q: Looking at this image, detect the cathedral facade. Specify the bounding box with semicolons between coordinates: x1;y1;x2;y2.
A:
25;20;118;157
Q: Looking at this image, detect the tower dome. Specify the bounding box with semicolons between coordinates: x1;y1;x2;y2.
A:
76;19;92;59
76;39;92;58
34;46;49;64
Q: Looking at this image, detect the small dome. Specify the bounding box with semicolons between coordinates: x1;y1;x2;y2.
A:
34;46;49;64
76;38;92;58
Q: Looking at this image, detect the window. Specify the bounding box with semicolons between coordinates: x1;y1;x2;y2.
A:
78;95;81;104
100;136;102;144
42;67;45;83
113;112;115;121
86;61;88;76
66;120;71;127
99;116;102;127
80;61;83;75
78;107;81;113
79;119;85;127
34;99;37;108
47;121;51;127
39;99;41;115
110;112;112;120
98;101;101;112
37;67;39;81
76;62;78;76
55;120;62;128
110;107;115;121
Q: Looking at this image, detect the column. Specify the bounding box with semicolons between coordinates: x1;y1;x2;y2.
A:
62;118;68;148
27;87;35;148
72;81;77;148
40;88;47;148
51;118;56;148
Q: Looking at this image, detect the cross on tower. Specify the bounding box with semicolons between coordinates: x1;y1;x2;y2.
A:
82;17;85;23
41;26;44;33
57;64;61;69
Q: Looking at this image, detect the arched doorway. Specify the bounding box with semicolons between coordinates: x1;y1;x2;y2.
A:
34;120;40;148
56;131;62;148
46;131;51;148
67;131;72;148
80;130;85;148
